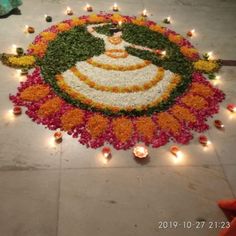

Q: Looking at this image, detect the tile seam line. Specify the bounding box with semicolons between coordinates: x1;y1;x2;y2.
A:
211;142;236;198
55;144;62;236
1;163;234;172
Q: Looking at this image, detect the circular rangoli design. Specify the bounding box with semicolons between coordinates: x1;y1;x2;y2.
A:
8;14;224;149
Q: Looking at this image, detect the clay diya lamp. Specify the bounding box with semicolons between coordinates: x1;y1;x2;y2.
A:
54;131;63;143
102;146;112;158
13;106;22;115
133;144;148;159
214;120;224;130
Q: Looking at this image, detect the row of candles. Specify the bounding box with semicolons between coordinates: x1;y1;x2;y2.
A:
9;103;236;160
8;5;234;162
20;4;197;40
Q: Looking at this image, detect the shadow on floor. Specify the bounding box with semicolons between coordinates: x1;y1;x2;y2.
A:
0;8;21;19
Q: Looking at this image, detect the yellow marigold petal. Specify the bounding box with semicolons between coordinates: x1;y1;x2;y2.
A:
8;55;35;67
194;60;219;72
57;23;71;32
20;85;50;101
71;17;86;26
88;14;106;23
40;32;57;42
61;109;84;131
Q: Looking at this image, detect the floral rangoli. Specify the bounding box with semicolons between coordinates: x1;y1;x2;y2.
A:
3;14;224;149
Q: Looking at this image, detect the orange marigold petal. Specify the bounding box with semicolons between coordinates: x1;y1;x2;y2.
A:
156;112;181;134
61;109;84;131
180;46;198;58
37;97;62;118
171;105;196;123
135;117;155;140
87;114;109;138
112;117;133;143
20;85;50;102
190;83;214;97
181;94;208;110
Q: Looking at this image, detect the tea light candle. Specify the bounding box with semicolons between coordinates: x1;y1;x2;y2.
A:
187;29;195;37
170;146;182;158
133;144;148;159
54;131;63;143
118;21;122;27
86;4;93;12
163;16;171;24
227;104;236;113
199;135;211;146
13;106;22;115
113;3;119;11
214;120;224;129
11;44;17;53
161;50;166;57
207;51;213;59
141;9;148;17
66;6;73;15
102;146;111;158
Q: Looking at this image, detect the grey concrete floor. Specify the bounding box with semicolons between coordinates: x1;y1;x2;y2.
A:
0;0;236;236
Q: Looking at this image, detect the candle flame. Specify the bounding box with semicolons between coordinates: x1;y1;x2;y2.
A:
161;50;166;57
142;9;147;16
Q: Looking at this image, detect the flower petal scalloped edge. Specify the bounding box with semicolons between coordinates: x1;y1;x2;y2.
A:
9;13;225;150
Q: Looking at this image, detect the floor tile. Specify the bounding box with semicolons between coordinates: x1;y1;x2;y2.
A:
0;170;59;236
58;166;233;236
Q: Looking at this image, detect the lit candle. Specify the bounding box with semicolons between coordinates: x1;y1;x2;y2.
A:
118;21;122;27
86;3;93;12
207;51;213;59
102;146;111;158
11;44;17;53
161;50;167;57
133;144;148;159
24;25;29;33
141;9;148;17
54;131;63;143
163;16;171;24
214;120;224;129
227;104;236;113
187;29;195;37
13;106;22;115
199;135;211;146
66;6;73;15
170;146;183;158
113;2;119;11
